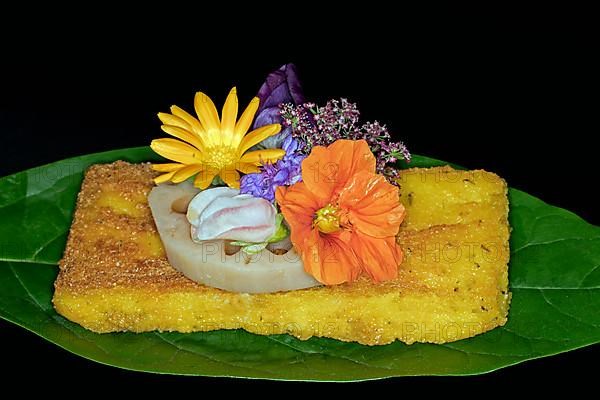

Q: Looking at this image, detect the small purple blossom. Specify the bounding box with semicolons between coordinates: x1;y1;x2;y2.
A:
240;134;306;202
280;98;411;185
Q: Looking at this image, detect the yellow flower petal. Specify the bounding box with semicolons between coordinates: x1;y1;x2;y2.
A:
239;148;285;164
157;112;192;131
160;125;206;152
152;163;182;172
236;162;261;174
238;124;282;155
151;89;281;189
170;106;205;135
194;91;220;133
171;164;204;183
193;168;218;190
233;97;259;147
154;171;177;184
150;138;203;164
220;87;238;147
219;167;240;189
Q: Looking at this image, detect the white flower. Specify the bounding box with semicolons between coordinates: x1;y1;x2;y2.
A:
186;187;277;243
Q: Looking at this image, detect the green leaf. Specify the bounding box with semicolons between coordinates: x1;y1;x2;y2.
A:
267;213;289;243
1;147;598;381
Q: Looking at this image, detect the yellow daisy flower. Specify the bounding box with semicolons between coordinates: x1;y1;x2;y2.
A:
150;87;285;189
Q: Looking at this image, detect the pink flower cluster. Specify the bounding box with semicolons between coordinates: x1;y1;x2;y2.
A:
280;98;411;184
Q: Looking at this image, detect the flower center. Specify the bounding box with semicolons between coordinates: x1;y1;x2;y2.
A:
204;145;238;170
314;204;341;234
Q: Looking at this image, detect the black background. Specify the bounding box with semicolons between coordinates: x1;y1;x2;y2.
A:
0;9;597;392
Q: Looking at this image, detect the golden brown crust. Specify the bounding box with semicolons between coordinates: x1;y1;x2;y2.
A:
56;162;195;292
53;162;511;345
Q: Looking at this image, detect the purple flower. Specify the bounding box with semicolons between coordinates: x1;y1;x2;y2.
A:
252;64;305;149
240;134;305;202
255;64;304;121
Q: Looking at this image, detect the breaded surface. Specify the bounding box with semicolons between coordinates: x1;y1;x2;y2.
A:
53;162;510;345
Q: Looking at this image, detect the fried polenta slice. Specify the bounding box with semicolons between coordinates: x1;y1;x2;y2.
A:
53;162;510;345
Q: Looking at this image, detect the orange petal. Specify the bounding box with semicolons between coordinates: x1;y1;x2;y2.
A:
300;139;376;202
327;139;376;195
351;231;402;282
338;171;405;237
299;146;336;202
276;182;322;211
276;183;321;247
301;229;361;285
277;183;361;285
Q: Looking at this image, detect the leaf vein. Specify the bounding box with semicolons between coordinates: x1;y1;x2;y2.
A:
265;336;395;371
152;332;267;373
538;289;596;328
513;236;600;254
579;264;600;287
8;263;48;312
30;230;66;261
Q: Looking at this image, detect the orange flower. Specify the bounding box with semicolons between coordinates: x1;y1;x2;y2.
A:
276;139;406;285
